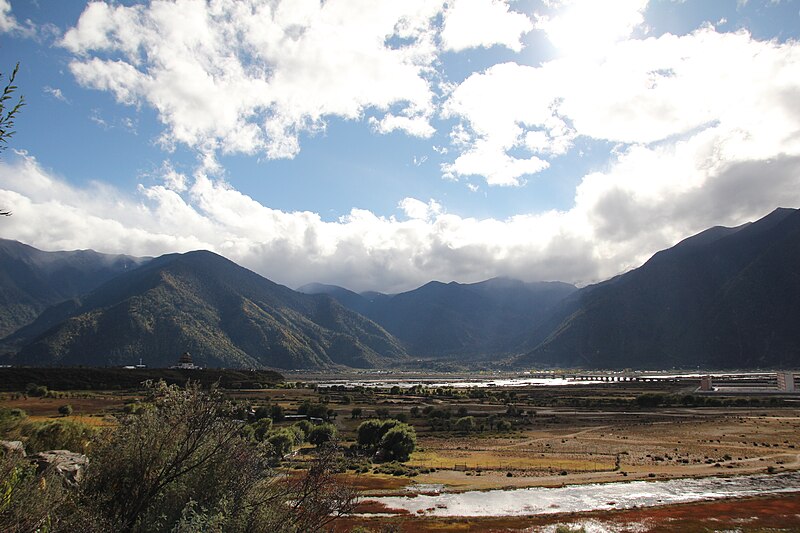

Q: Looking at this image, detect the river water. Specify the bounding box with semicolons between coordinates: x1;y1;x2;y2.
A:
364;472;800;517
316;377;599;389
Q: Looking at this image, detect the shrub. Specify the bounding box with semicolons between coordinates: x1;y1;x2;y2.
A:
455;416;476;433
308;423;337;446
80;381;356;532
252;418;273;441
378;424;416;462
496;420;512;431
23;419;95;454
356;419;398;449
59;404;74;416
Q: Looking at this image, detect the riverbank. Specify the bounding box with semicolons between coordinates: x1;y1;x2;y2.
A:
336;492;800;532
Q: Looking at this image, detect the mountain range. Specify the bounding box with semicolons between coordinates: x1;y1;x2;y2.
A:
1;207;799;369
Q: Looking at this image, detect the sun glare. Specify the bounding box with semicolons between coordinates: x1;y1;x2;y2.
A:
539;0;647;57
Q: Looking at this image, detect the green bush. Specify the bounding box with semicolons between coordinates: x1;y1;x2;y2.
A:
308;423;337;446
455;416;476;433
22;419;95;454
378;424;416;462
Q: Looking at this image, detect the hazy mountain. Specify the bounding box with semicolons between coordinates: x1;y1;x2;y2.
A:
516;207;800;369
11;250;408;369
301;277;577;358
0;239;147;339
297;282;372;315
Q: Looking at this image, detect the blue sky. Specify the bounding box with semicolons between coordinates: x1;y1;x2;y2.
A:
1;0;800;292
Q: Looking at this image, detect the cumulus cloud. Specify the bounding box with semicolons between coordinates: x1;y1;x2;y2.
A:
3;147;799;294
60;0;443;157
441;0;533;52
535;0;648;57
443;26;800;187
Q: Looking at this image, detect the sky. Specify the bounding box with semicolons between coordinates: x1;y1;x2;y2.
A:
1;0;799;293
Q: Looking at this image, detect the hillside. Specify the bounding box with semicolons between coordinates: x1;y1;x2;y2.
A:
0;239;147;340
302;277;577;358
10;250;408;369
516;207;800;369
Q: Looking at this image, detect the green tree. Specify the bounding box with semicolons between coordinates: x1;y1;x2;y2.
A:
350;407;363;419
378;424;416;462
270;404;285;421
252;417;273;441
308;423;337;446
356;419;398;449
455;416;476;433
59;404;74;417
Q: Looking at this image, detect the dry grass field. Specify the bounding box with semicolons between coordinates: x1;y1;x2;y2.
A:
3;374;799;531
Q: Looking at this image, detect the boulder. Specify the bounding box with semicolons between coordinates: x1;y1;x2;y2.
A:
0;439;26;457
30;450;89;486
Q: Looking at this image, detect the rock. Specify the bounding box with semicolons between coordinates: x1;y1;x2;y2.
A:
0;440;26;457
30;450;89;486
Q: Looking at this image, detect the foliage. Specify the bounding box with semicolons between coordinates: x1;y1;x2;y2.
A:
454;416;476;433
351;407;363;419
251;418;273;441
0;63;23;150
26;382;48;397
308;423;337;446
0;450;68;533
59;404;73;416
75;380;356;532
495;420;512;431
377;424;416;462
356;419;398;449
1;62;24;216
635;393;667;408
22;419;95;454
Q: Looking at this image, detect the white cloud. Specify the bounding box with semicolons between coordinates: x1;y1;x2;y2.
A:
0;0;18;33
399;197;441;220
60;0;443;158
441;0;533;52
4;148;798;295
43;86;67;102
535;0;648;57
443;26;800;187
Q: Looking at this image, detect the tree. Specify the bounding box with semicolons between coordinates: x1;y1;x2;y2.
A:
1;63;24;216
378;424;416;462
252;417;273;441
350;407;363;419
59;404;74;417
356;419;398;449
307;423;337;446
455;416;476;433
356;419;415;462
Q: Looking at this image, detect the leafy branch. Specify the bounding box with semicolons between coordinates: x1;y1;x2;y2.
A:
1;62;24;216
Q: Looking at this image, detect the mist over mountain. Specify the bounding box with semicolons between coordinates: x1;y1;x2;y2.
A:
3;208;800;369
0;239;148;339
516;207;800;369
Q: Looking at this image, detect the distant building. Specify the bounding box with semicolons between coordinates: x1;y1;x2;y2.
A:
173;352;199;370
699;375;713;391
777;372;796;392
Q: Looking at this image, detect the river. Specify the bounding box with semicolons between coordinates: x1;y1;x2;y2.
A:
363;472;800;517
